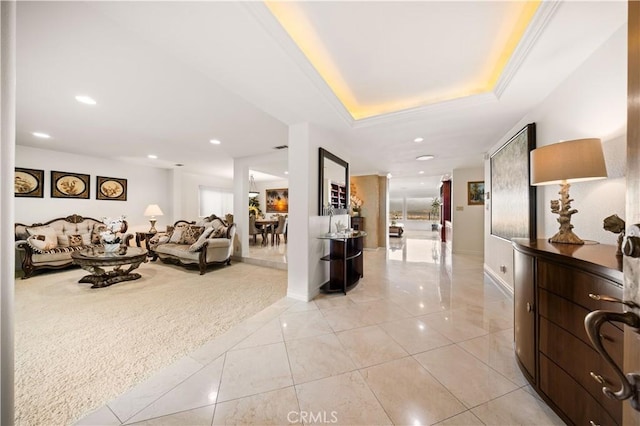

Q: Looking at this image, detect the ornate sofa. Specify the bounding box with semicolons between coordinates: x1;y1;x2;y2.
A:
150;214;236;275
15;214;133;279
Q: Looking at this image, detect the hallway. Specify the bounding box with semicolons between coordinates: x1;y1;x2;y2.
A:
77;232;562;425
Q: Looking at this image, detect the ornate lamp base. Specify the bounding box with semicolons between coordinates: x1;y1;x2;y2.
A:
148;219;158;234
548;182;585;245
548;229;584;245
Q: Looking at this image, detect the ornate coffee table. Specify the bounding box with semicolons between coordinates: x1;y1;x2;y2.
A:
71;246;148;288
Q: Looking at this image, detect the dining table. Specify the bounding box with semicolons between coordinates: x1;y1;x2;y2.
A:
254;218;279;246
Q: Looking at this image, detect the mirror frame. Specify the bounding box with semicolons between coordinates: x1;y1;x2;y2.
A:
318;147;349;215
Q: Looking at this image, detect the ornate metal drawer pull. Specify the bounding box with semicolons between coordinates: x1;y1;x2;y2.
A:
590;372;606;384
585;310;640;411
588;293;640;309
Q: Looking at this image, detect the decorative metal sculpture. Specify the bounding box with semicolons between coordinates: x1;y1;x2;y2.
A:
603;214;626;256
548;183;583;244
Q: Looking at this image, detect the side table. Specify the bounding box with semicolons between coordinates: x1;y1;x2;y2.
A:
135;232;158;256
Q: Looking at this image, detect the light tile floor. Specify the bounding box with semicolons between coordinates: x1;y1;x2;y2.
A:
77;231;564;426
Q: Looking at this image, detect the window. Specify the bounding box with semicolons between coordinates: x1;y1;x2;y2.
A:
199;186;233;217
406;197;431;220
390;198;404;220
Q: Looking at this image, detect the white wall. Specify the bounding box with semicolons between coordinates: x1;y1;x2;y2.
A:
452;167;484;255
484;24;627;292
16;146;172;233
288;123;350;301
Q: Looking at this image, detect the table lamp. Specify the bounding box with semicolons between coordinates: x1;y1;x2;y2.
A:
530;138;607;244
144;204;164;233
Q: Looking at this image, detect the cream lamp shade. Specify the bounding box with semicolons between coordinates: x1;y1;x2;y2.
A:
144;204;164;233
529;138;607;244
530;138;607;186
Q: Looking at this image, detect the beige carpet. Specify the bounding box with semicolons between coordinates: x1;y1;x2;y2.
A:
14;260;287;426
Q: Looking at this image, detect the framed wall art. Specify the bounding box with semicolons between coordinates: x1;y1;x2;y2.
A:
490;123;537;240
266;188;288;213
15;167;44;198
467;181;485;205
51;171;90;199
97;176;127;201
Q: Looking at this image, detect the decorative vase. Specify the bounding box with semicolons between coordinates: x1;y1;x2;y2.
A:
103;243;120;253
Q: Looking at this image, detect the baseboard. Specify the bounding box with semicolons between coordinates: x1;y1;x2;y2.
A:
287;289;311;302
484;264;514;297
236;256;287;270
452;249;484;256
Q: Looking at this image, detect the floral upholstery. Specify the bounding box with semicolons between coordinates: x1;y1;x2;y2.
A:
15;214;133;279
152;215;235;275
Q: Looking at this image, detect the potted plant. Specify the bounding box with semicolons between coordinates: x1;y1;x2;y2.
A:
249;197;262;217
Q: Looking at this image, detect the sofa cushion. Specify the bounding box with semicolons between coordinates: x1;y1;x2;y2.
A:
26;225;58;249
180;226;204;245
155;243;200;261
188;227;214;252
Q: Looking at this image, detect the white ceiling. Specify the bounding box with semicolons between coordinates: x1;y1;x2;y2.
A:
16;1;627;194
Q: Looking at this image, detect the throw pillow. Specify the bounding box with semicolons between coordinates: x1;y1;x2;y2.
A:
188;227;214;252
180;226;205;245
168;224;189;243
26;235;56;252
211;225;228;238
26;225;58;249
68;234;83;247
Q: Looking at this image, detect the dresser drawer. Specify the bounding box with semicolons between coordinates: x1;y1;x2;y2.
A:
540;354;618;426
538;288;624;363
538;259;623;312
539;318;622;424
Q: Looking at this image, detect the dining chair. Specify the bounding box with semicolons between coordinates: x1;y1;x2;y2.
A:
248;216;265;245
273;215;287;245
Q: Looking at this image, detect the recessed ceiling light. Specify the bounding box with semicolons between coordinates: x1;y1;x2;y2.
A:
416;155;434;161
420;182;425;185
284;171;289;175
209;139;221;145
75;95;96;105
418;171;425;174
147;154;158;159
414;137;424;143
387;173;393;178
32;132;51;139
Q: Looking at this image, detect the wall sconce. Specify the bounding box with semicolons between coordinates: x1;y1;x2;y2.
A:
530;138;607;244
144;204;164;233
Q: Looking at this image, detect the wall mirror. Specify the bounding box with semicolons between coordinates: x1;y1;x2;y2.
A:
319;147;349;215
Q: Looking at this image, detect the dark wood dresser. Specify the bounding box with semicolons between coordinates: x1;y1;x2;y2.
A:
512;239;624;425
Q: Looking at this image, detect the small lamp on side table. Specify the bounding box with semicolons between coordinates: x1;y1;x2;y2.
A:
530;138;607;244
144;204;164;234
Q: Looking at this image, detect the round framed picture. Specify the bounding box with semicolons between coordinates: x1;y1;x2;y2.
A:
97;176;127;201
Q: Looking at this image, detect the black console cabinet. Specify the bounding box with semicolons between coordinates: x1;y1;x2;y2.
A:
320;234;365;294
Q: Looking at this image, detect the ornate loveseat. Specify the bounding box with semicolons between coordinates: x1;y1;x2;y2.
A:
15;214;133;279
150;214;236;275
